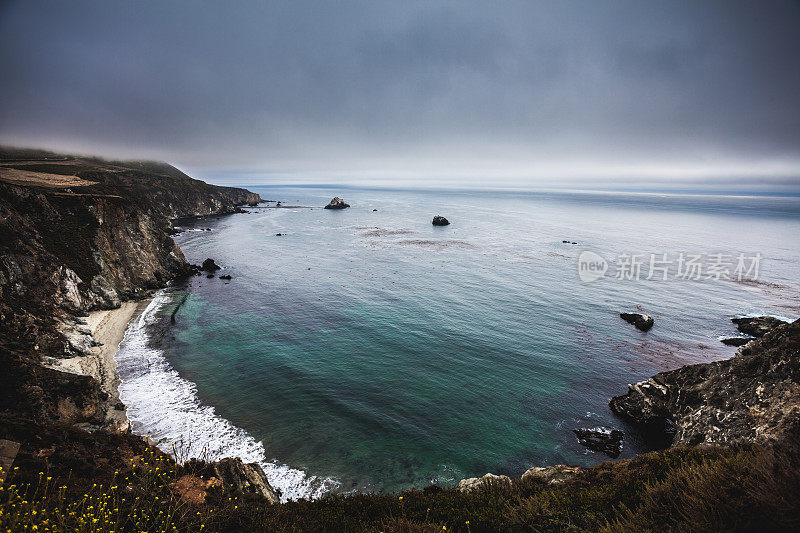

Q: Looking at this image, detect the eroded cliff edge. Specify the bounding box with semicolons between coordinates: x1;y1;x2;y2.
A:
610;318;800;447
0;147;261;431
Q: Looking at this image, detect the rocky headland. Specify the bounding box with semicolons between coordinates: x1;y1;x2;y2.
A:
0;147;280;502
431;314;800;530
610;316;799;447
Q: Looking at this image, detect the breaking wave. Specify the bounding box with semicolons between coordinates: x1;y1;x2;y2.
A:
115;290;338;502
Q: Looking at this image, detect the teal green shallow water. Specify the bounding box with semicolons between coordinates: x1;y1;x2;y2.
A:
116;187;800;499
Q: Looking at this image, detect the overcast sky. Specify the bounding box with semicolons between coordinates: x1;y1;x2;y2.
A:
1;1;799;189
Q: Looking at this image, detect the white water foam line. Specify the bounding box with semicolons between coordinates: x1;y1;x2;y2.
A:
115;290;338;502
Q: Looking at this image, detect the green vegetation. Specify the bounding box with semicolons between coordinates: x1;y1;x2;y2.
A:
2;430;798;532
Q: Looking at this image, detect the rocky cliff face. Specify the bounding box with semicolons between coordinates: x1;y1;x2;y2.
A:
0;182;188;312
0;150;287;506
610;319;800;447
0;149;260;313
0;148;261;428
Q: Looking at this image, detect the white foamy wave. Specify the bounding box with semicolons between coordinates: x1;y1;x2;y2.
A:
732;312;795;322
115;291;338;502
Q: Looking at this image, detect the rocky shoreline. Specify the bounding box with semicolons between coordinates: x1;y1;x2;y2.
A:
457;314;799;490
1;150;259;427
610;316;798;447
41;300;150;434
0;148;281;502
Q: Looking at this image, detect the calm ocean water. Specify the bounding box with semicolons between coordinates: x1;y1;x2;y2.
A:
115;186;800;500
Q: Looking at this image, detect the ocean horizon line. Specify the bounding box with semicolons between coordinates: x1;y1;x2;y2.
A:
225;182;800;200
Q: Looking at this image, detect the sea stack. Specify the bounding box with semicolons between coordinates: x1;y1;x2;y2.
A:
324;197;350;209
201;258;221;272
620;312;654;332
572;427;624;458
432;215;450;226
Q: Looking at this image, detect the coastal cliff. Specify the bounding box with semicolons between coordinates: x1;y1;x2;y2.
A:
610;318;800;447
0;148;261;431
0;147;260;313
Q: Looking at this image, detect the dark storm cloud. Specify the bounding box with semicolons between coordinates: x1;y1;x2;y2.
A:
0;0;798;187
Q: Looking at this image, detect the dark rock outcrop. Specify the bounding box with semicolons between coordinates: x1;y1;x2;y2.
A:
572;427;624;457
432;215;450;226
732;316;788;338
201;258;221;272
620;312;654;332
720;337;753;347
324;197;350;209
212;458;280;504
610;319;800;447
219;275;232;280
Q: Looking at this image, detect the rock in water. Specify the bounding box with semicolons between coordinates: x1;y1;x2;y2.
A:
324;197;350;209
572;427;624;457
432;215;450;226
610;318;800;447
212;458;280;504
201;258;221;272
720;337;753;347
620;312;654;332
455;473;511;493
732;316;788;338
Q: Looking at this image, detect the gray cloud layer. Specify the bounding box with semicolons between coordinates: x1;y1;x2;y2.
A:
1;1;798;188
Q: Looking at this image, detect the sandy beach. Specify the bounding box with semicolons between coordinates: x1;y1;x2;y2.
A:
45;299;151;432
85;300;151;362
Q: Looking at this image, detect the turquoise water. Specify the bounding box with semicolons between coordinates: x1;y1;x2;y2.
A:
116;187;800;499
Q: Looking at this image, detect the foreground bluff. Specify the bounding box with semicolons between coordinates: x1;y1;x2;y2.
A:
610;318;800;446
0;147;261;428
